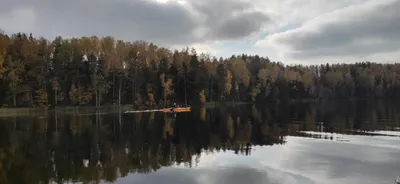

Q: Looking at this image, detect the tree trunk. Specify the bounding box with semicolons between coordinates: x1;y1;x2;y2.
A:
13;94;16;107
184;73;187;105
131;75;136;104
54;90;57;106
177;73;180;98
209;75;213;101
95;110;99;127
118;78;122;106
78;83;81;106
78;71;81;106
95;90;98;107
30;91;35;108
99;91;101;107
235;82;239;101
164;92;166;105
55;110;58;132
118;109;122;130
118;84;121;106
112;71;115;102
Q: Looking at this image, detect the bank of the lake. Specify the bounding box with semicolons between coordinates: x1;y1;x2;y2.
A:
1;98;397;118
0;105;135;117
0;101;252;117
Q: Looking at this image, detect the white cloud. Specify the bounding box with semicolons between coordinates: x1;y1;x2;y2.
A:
0;6;36;34
256;0;400;64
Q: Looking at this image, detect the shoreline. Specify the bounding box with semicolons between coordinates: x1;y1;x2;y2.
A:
0;99;395;118
0;102;252;117
0;105;135;117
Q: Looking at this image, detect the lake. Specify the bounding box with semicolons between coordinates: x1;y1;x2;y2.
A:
0;100;400;184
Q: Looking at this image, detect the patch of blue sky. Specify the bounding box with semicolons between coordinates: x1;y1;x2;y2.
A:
275;23;301;33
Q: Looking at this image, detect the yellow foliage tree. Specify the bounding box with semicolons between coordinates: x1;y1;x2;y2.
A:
199;90;206;105
224;71;233;97
0;53;5;80
160;73;173;105
200;107;206;121
34;89;48;107
69;84;79;105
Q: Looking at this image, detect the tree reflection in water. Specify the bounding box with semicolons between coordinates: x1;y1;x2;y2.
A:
0;100;399;184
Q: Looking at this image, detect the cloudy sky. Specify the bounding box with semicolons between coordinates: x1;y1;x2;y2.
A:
0;0;399;64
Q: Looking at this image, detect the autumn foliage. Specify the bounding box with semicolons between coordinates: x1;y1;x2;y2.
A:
1;32;400;107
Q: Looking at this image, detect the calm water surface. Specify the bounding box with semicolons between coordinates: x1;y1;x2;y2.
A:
0;100;400;184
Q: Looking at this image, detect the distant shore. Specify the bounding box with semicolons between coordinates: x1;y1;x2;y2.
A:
2;99;391;118
0;105;135;118
0;102;254;117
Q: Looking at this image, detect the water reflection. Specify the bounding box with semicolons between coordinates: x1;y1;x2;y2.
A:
0;100;399;184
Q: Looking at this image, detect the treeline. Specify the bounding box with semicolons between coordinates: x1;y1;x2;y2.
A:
1;32;400;107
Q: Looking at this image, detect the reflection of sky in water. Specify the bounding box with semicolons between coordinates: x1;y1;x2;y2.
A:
111;132;400;184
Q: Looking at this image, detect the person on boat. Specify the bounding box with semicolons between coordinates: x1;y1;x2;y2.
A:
171;103;176;111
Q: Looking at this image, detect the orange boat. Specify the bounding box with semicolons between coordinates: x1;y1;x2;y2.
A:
162;106;191;113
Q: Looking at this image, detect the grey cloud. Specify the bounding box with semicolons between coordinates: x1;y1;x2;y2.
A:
270;0;400;60
3;0;198;44
190;0;270;40
211;12;270;40
0;0;271;46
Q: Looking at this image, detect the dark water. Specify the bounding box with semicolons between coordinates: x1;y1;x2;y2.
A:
0;100;400;184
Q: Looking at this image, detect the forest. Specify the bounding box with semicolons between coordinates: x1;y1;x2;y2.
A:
1;32;400;108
